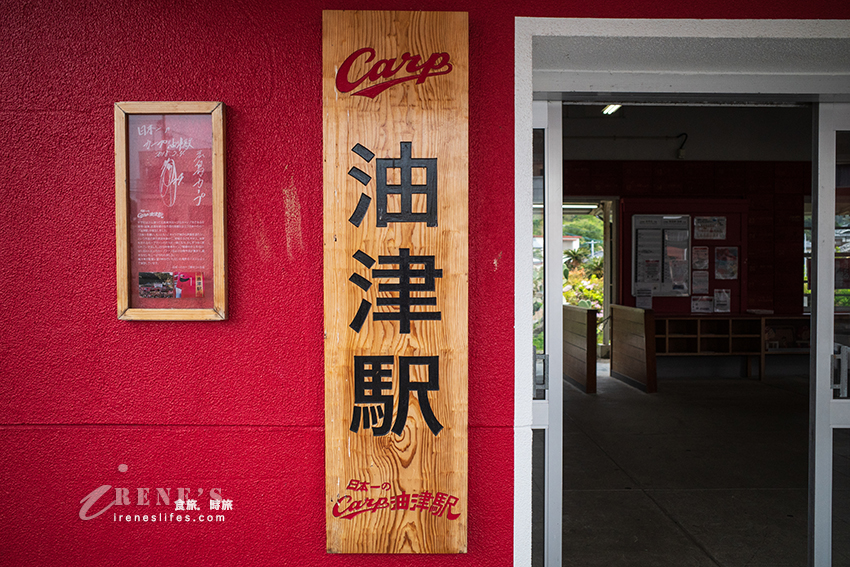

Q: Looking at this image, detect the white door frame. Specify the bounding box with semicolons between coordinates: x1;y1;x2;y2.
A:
514;18;850;567
812;103;850;566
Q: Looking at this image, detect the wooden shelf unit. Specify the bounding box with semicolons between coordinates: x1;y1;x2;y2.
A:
654;315;809;378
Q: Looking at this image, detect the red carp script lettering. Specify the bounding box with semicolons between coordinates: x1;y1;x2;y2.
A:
336;47;453;98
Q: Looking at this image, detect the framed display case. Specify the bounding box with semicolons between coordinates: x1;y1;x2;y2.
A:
115;101;227;320
632;214;691;297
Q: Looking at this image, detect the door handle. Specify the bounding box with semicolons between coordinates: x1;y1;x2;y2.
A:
534;351;549;393
833;345;849;398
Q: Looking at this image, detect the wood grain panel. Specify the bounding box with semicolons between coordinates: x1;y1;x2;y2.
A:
563;331;590;351
611;305;657;393
323;11;468;554
616;332;652;351
563;305;596;394
614;353;651;377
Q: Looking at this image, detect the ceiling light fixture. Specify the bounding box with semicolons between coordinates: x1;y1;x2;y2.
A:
601;104;622;115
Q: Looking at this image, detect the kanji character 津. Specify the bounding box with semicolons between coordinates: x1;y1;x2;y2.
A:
373;248;442;334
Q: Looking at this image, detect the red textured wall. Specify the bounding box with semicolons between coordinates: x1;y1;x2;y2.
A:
1;1;848;566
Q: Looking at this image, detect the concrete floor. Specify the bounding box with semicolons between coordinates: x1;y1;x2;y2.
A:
532;362;850;566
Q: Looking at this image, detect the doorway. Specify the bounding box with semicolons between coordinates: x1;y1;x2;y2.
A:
515;18;850;567
558;102;813;567
561;199;614;358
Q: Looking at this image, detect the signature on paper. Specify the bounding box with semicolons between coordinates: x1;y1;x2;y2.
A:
159;159;183;207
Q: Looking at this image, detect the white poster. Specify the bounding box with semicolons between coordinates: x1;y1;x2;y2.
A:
692;270;709;294
669;259;689;293
715;247;739;280
664;228;690;294
692;246;709;270
636;229;662;283
694;216;727;240
714;289;731;313
637;259;661;284
635;286;653;310
691;296;714;313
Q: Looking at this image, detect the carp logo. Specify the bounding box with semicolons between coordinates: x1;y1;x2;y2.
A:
336;47;453;98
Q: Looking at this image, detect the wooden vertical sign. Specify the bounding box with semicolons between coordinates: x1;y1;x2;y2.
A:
323;11;468;554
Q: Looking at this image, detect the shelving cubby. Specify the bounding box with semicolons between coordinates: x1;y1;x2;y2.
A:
652;314;810;378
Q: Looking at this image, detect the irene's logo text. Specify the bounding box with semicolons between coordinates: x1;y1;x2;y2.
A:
336;47;453;98
79;486;223;520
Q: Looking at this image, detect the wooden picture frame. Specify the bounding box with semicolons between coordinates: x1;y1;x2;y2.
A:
115;101;227;321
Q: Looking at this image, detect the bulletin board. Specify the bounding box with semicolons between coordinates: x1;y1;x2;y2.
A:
621;199;748;315
631;214;691;297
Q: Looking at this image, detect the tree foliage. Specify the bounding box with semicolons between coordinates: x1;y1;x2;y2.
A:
563;248;589;272
563;214;603;246
585;256;604;279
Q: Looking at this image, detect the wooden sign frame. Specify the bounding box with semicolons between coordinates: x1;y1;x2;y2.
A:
115;101;227;321
323;10;468;554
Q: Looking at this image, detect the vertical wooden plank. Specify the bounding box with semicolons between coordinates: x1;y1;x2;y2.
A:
644;309;657;393
210;103;228;319
115;104;129;318
586;308;597;393
323;11;468;554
